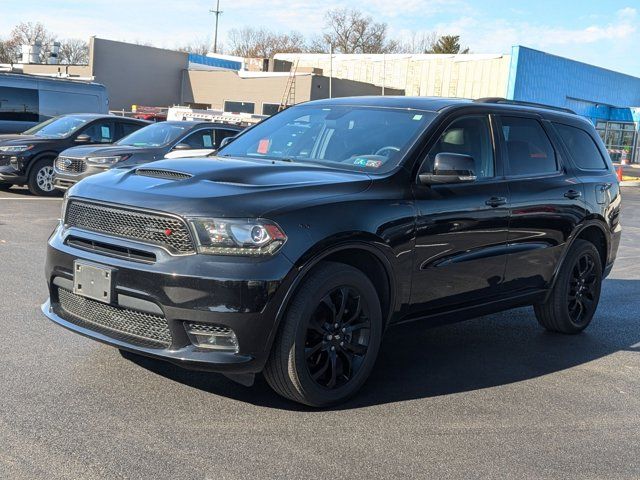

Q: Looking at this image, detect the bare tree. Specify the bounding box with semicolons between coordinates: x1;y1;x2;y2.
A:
8;21;57;62
227;27;306;58
427;35;469;54
398;31;438;54
0;40;14;63
319;8;399;54
177;37;213;56
59;38;89;64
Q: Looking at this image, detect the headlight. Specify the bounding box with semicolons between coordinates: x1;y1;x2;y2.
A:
189;218;287;256
0;145;34;153
86;155;130;165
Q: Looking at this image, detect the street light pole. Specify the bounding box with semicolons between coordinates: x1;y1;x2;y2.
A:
210;0;222;54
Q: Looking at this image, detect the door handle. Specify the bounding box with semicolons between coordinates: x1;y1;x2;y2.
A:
564;189;582;199
485;197;507;208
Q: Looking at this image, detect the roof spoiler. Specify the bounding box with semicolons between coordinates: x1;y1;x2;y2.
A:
474;97;576;115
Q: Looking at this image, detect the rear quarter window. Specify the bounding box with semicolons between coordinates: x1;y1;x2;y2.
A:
554;123;608;170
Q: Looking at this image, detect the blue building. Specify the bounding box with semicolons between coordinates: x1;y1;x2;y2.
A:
507;46;640;163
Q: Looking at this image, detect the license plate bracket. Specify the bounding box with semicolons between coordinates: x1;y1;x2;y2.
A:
73;261;113;304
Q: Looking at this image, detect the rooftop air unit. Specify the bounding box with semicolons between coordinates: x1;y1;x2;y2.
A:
21;42;42;64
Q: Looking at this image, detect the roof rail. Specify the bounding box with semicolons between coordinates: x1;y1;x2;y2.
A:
474;97;576;115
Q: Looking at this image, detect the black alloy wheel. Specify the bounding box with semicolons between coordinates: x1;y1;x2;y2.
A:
304;286;371;389
264;262;383;407
534;239;603;334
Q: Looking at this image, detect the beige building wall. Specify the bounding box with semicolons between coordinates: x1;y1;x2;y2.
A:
22;64;93;77
182;70;405;114
274;53;512;99
90;38;188;110
182;70;314;114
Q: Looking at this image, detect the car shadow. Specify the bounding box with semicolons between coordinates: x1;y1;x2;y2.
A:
121;278;640;411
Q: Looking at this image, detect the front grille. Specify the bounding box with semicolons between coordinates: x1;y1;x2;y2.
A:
65;200;196;254
56;156;86;174
57;288;171;348
136;169;193;180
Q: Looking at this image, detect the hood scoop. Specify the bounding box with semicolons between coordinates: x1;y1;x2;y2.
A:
135;168;193;180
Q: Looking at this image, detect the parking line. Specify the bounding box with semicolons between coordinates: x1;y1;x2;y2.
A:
0;197;62;200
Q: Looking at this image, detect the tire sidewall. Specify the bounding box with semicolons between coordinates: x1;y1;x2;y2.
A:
289;266;383;406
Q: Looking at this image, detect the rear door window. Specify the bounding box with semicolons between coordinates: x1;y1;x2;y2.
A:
501;116;558;176
214;129;239;147
554;123;608;170
182;129;215;148
82;121;115;143
0;86;39;121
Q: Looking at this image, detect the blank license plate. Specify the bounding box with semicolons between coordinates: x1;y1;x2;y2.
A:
73;261;113;304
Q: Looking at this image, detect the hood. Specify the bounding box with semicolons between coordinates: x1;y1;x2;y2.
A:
0;134;59;146
59;144;162;158
69;156;372;218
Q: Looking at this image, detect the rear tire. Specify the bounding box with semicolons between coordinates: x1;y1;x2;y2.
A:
0;182;12;191
534;239;602;334
28;157;59;196
264;262;383;407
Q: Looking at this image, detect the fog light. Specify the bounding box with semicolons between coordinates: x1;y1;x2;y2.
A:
185;323;238;352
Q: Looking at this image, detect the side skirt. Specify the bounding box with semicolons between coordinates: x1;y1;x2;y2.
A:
393;289;548;329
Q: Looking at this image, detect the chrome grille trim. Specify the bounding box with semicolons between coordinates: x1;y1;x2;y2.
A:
55;156;87;174
64;199;196;254
57;288;171;348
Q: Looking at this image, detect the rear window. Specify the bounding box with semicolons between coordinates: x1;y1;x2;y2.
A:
501;116;557;176
554;123;608;170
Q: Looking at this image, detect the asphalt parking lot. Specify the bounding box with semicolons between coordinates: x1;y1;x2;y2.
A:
1;186;639;479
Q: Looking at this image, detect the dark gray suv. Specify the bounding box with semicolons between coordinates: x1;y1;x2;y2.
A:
53;121;243;190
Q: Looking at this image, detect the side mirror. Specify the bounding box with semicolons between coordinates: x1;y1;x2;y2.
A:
219;136;237;149
75;134;91;143
419;153;477;185
172;143;192;151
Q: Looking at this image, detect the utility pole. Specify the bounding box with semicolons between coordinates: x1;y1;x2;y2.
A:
210;0;222;54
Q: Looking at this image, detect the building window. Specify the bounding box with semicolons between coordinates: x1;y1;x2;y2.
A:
224;101;255;114
598;121;638;164
262;103;280;116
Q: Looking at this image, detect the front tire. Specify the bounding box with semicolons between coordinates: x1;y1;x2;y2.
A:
28;158;59;196
534;239;603;334
0;182;12;191
264;262;383;407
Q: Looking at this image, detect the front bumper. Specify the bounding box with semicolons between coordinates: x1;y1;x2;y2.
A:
53;164;108;190
43;224;296;374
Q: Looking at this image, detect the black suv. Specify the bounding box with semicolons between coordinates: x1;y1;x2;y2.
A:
0;114;148;196
53;121;244;191
42;97;622;407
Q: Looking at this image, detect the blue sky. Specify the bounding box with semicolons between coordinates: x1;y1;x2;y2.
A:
1;0;639;75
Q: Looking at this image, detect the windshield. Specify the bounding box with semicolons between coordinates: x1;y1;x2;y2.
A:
218;105;435;172
23;116;88;138
117;123;188;147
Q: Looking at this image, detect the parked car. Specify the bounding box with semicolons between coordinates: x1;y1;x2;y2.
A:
42;96;621;407
0;72;108;134
0;114;148;195
53;121;243;190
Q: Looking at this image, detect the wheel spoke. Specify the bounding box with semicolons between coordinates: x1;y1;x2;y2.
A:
345;296;362;324
311;355;330;380
344;321;369;334
336;287;349;322
305;342;323;359
343;342;367;356
320;293;337;322
327;350;338;388
308;314;327;334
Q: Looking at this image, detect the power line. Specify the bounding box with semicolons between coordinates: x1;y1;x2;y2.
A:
209;0;223;54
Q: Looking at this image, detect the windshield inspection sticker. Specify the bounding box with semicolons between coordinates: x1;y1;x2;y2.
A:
353;157;383;168
257;139;271;154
